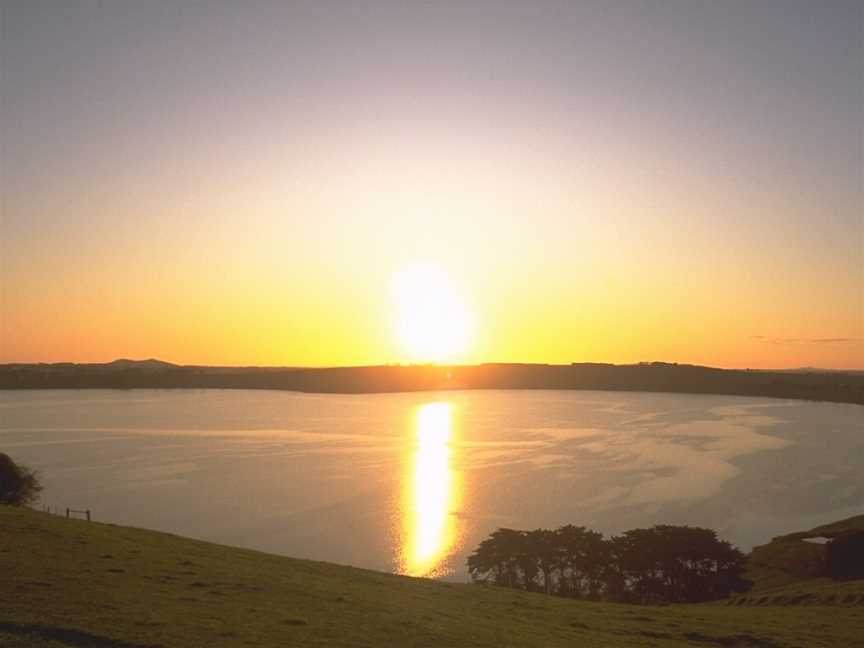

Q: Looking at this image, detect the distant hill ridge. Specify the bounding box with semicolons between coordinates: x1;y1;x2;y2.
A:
106;358;179;369
1;360;862;404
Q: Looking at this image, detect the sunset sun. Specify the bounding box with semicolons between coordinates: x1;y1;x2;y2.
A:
392;261;475;363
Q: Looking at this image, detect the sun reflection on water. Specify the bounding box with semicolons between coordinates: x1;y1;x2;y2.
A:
402;402;460;577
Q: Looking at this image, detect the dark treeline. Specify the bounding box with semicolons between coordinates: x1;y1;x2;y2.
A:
826;532;864;581
1;360;862;405
467;524;750;605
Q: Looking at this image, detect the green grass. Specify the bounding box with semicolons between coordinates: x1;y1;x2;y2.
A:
1;506;862;647
729;575;864;607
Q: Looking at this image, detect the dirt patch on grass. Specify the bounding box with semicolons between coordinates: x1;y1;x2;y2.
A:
0;621;164;648
683;631;785;647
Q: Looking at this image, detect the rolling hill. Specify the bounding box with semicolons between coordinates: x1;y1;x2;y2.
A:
1;506;863;647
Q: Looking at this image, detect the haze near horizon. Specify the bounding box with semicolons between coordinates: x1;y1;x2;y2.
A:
1;0;862;369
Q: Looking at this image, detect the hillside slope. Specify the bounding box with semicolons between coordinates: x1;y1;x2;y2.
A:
1;506;863;647
731;515;864;606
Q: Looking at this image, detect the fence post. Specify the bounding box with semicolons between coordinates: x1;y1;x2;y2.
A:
65;508;70;518
86;510;91;522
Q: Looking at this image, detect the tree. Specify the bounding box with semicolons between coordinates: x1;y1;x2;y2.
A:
610;528;661;604
826;532;864;581
0;453;42;507
468;523;748;604
556;525;609;598
611;525;749;603
467;528;529;589
526;528;559;594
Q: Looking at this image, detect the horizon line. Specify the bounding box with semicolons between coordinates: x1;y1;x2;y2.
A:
2;358;862;373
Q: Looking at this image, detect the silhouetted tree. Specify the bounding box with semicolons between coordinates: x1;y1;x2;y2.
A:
467;528;528;589
611;525;748;603
468;523;748;604
826;532;864;581
526;528;558;594
0;453;42;507
556;525;609;598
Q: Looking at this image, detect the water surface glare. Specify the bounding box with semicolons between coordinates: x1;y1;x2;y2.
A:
403;402;458;576
1;389;861;579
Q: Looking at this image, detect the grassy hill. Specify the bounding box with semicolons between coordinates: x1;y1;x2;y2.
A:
2;507;863;647
730;515;864;607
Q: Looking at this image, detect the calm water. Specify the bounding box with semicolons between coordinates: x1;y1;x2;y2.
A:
1;389;861;579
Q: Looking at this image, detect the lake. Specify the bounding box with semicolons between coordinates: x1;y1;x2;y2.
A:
1;389;861;580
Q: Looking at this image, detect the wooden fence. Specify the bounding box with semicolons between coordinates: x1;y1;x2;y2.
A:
65;508;91;521
42;505;92;521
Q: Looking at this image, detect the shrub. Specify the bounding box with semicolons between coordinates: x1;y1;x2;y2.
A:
0;453;43;507
826;532;864;581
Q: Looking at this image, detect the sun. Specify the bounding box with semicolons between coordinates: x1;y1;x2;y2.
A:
392;261;475;363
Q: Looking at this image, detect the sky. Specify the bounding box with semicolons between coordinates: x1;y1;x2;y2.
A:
1;0;862;368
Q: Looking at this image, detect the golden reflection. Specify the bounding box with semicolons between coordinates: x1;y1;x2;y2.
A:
402;402;460;577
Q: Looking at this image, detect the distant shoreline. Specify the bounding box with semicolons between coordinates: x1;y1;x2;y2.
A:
2;361;862;406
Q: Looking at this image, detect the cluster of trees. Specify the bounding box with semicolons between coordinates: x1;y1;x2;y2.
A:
467;524;750;604
0;453;42;507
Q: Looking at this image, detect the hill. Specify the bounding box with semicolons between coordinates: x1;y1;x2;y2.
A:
106;359;180;370
730;515;864;607
1;361;863;405
1;507;863;647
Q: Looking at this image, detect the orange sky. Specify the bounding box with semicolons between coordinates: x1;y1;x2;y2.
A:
1;2;862;369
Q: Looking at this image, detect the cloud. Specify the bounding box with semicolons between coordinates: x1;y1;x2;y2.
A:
754;336;862;346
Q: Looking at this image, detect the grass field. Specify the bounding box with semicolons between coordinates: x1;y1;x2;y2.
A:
1;506;862;647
